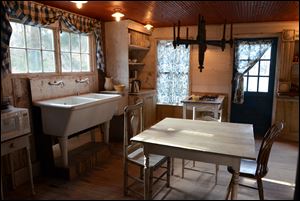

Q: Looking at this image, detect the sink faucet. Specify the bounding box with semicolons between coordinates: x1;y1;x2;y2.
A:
48;80;65;88
75;78;90;84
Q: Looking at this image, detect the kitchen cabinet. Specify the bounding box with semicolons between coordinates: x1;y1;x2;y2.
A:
275;97;299;142
129;90;157;129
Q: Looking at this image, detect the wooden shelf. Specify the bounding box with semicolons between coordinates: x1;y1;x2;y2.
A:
129;44;149;51
129;63;145;66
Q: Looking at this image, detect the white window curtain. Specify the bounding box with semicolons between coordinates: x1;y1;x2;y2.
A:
157;40;190;105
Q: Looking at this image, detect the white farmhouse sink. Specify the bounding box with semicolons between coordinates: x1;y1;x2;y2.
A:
34;93;121;167
34;94;121;137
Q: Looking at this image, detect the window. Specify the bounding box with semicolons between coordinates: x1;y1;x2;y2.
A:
156;40;190;105
9;21;91;74
241;46;272;92
60;31;90;72
9;22;55;73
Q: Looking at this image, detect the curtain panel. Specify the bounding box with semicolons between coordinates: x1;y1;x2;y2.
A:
233;39;272;104
1;1;105;78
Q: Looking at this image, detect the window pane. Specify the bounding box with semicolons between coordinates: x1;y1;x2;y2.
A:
258;77;269;92
71;33;80;52
26;26;41;49
260;61;270;76
61;53;71;72
10;48;27;73
10;22;25;48
42;51;55;72
60;32;70;52
248;77;258;92
71;53;81;72
81;54;90;71
28;50;42;73
248;62;259;75
81;35;89;53
243;76;248;91
261;46;271;59
41;28;54;50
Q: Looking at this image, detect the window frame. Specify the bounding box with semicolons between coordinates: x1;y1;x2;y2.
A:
8;19;96;78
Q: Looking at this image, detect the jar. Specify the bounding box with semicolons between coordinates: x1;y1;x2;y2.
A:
104;77;114;91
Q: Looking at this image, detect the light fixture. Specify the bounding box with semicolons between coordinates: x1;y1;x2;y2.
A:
144;23;153;31
71;1;87;9
112;9;124;22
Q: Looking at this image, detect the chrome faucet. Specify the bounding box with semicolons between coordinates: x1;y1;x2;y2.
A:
75;78;90;84
48;80;65;88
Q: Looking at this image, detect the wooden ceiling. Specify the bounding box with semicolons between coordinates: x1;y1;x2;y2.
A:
37;1;299;27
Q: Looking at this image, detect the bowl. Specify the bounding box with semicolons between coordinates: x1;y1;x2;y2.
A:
114;84;125;93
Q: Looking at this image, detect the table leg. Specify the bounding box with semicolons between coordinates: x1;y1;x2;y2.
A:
231;170;239;200
144;150;150;200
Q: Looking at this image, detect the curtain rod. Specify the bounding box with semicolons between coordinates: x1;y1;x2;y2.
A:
31;1;100;22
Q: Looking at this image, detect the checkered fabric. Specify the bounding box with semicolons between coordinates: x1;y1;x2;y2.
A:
1;1;105;77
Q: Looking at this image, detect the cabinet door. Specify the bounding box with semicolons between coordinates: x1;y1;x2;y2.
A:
143;94;156;129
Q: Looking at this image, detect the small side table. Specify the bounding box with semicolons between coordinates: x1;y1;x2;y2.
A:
1;133;35;199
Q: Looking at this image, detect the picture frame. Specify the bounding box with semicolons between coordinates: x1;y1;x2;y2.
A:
282;29;295;42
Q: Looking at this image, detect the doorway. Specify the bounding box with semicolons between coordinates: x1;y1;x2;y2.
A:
230;38;278;136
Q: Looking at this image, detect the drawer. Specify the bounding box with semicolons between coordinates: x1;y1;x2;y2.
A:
1;134;30;156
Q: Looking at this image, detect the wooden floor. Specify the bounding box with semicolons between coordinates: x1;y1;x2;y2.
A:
4;139;298;200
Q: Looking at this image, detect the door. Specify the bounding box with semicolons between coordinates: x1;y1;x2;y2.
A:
230;38;277;136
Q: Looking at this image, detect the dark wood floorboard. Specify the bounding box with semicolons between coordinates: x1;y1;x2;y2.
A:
3;140;298;200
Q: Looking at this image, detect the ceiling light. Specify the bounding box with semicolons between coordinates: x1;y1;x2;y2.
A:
71;1;87;9
144;23;153;31
112;9;124;22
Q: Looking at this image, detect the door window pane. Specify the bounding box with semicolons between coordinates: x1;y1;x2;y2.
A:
248;62;259;75
248;77;258;92
258;77;269;92
260;61;270;76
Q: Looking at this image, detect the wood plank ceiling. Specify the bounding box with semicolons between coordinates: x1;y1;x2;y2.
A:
37;1;299;27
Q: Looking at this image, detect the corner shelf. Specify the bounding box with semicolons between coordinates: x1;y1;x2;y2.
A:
129;44;150;51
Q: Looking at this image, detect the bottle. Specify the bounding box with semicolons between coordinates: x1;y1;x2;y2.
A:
104;77;114;91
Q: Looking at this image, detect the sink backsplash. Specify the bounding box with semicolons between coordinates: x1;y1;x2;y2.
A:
30;75;98;102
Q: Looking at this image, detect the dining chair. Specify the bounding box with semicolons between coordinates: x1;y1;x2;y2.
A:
181;106;220;184
123;100;171;199
226;121;284;200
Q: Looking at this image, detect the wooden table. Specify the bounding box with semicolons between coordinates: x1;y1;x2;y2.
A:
131;117;256;200
181;95;225;119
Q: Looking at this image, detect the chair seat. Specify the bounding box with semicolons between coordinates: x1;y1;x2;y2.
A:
128;148;168;168
227;159;257;178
